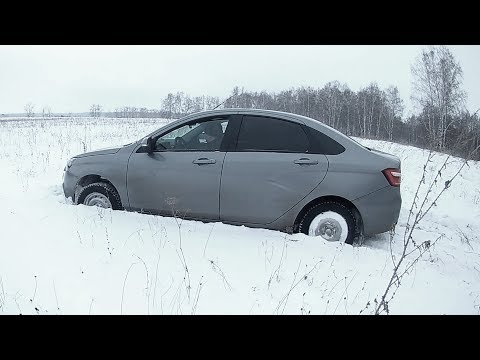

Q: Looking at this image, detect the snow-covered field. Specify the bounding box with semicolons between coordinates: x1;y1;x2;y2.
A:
0;117;479;315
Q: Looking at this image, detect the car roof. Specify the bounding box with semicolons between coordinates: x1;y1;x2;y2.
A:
148;108;364;151
181;108;318;125
182;108;358;146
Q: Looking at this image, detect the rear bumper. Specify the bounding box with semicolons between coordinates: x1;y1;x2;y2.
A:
353;185;401;236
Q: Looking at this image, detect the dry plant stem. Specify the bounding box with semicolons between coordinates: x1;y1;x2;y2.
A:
333;271;358;315
160;276;174;315
402;151;435;249
376;153;448;314
121;261;137;315
268;239;287;289
401;235;442;276
191;276;204;315
275;260;301;315
152;251;161;309
53;280;60;312
381;235;442;313
172;207;191;301
89;298;94;315
0;277;5;312
375;145;480;315
275;260;322;315
134;254;150;315
203;223;215;257
209;260;232;291
30;275;37;302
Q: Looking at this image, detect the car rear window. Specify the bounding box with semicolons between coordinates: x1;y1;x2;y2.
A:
303;127;345;155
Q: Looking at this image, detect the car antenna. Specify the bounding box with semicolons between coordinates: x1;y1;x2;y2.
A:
212;94;234;110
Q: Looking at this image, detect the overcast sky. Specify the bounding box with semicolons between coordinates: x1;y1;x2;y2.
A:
0;45;479;115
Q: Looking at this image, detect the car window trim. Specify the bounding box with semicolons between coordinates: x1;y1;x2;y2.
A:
151;115;233;153
232;114;312;154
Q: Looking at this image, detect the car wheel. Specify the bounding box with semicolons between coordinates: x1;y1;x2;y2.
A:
76;182;122;210
298;202;357;245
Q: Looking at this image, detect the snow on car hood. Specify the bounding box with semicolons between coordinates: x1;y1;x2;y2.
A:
75;146;121;158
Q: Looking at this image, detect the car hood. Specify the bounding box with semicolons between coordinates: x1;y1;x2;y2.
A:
75;146;121;158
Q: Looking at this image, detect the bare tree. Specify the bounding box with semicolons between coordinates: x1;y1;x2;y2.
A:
42;106;52;118
24;102;35;117
385;86;404;141
89;104;103;118
411;46;466;150
162;93;174;119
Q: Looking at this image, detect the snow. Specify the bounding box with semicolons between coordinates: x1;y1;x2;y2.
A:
0;117;479;315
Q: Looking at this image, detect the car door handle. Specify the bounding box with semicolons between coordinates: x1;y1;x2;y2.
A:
193;158;217;165
294;158;319;165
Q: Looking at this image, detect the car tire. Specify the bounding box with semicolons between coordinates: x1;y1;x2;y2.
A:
76;182;123;210
298;202;357;245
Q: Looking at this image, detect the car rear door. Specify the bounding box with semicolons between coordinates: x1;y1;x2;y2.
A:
219;115;329;225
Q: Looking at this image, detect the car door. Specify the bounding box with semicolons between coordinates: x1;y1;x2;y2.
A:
220;115;329;225
126;115;238;220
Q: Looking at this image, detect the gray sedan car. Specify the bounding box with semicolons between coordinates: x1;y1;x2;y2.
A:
63;109;401;244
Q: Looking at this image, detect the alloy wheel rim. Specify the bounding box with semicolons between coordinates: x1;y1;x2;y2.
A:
308;211;347;242
315;219;342;241
83;192;112;209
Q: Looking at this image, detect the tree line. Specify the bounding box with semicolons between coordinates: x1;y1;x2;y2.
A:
199;47;479;159
106;46;480;159
23;46;480;160
106;94;221;119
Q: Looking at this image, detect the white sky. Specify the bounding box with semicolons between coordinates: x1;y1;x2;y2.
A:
0;45;479;115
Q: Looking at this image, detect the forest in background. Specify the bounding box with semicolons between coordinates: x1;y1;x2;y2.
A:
19;46;480;160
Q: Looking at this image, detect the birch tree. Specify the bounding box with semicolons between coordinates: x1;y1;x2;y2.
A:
385;86;404;141
411;46;466;149
42;106;52;118
24;102;35;117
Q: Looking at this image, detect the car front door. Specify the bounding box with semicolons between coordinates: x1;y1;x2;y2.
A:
126;115;238;220
220;115;329;225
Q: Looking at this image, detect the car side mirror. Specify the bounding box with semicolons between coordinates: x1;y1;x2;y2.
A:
137;137;154;153
146;137;154;153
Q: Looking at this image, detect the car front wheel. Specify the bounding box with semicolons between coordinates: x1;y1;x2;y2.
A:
76;182;122;210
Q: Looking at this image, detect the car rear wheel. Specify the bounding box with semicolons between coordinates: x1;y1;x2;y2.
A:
298;202;357;244
76;182;122;210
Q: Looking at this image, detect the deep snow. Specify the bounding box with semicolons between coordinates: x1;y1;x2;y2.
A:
0;117;479;314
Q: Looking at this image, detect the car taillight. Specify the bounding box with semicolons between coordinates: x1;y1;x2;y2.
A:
382;168;401;187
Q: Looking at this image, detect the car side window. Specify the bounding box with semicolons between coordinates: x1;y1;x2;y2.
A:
303;126;346;155
154;118;229;152
236;115;309;153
